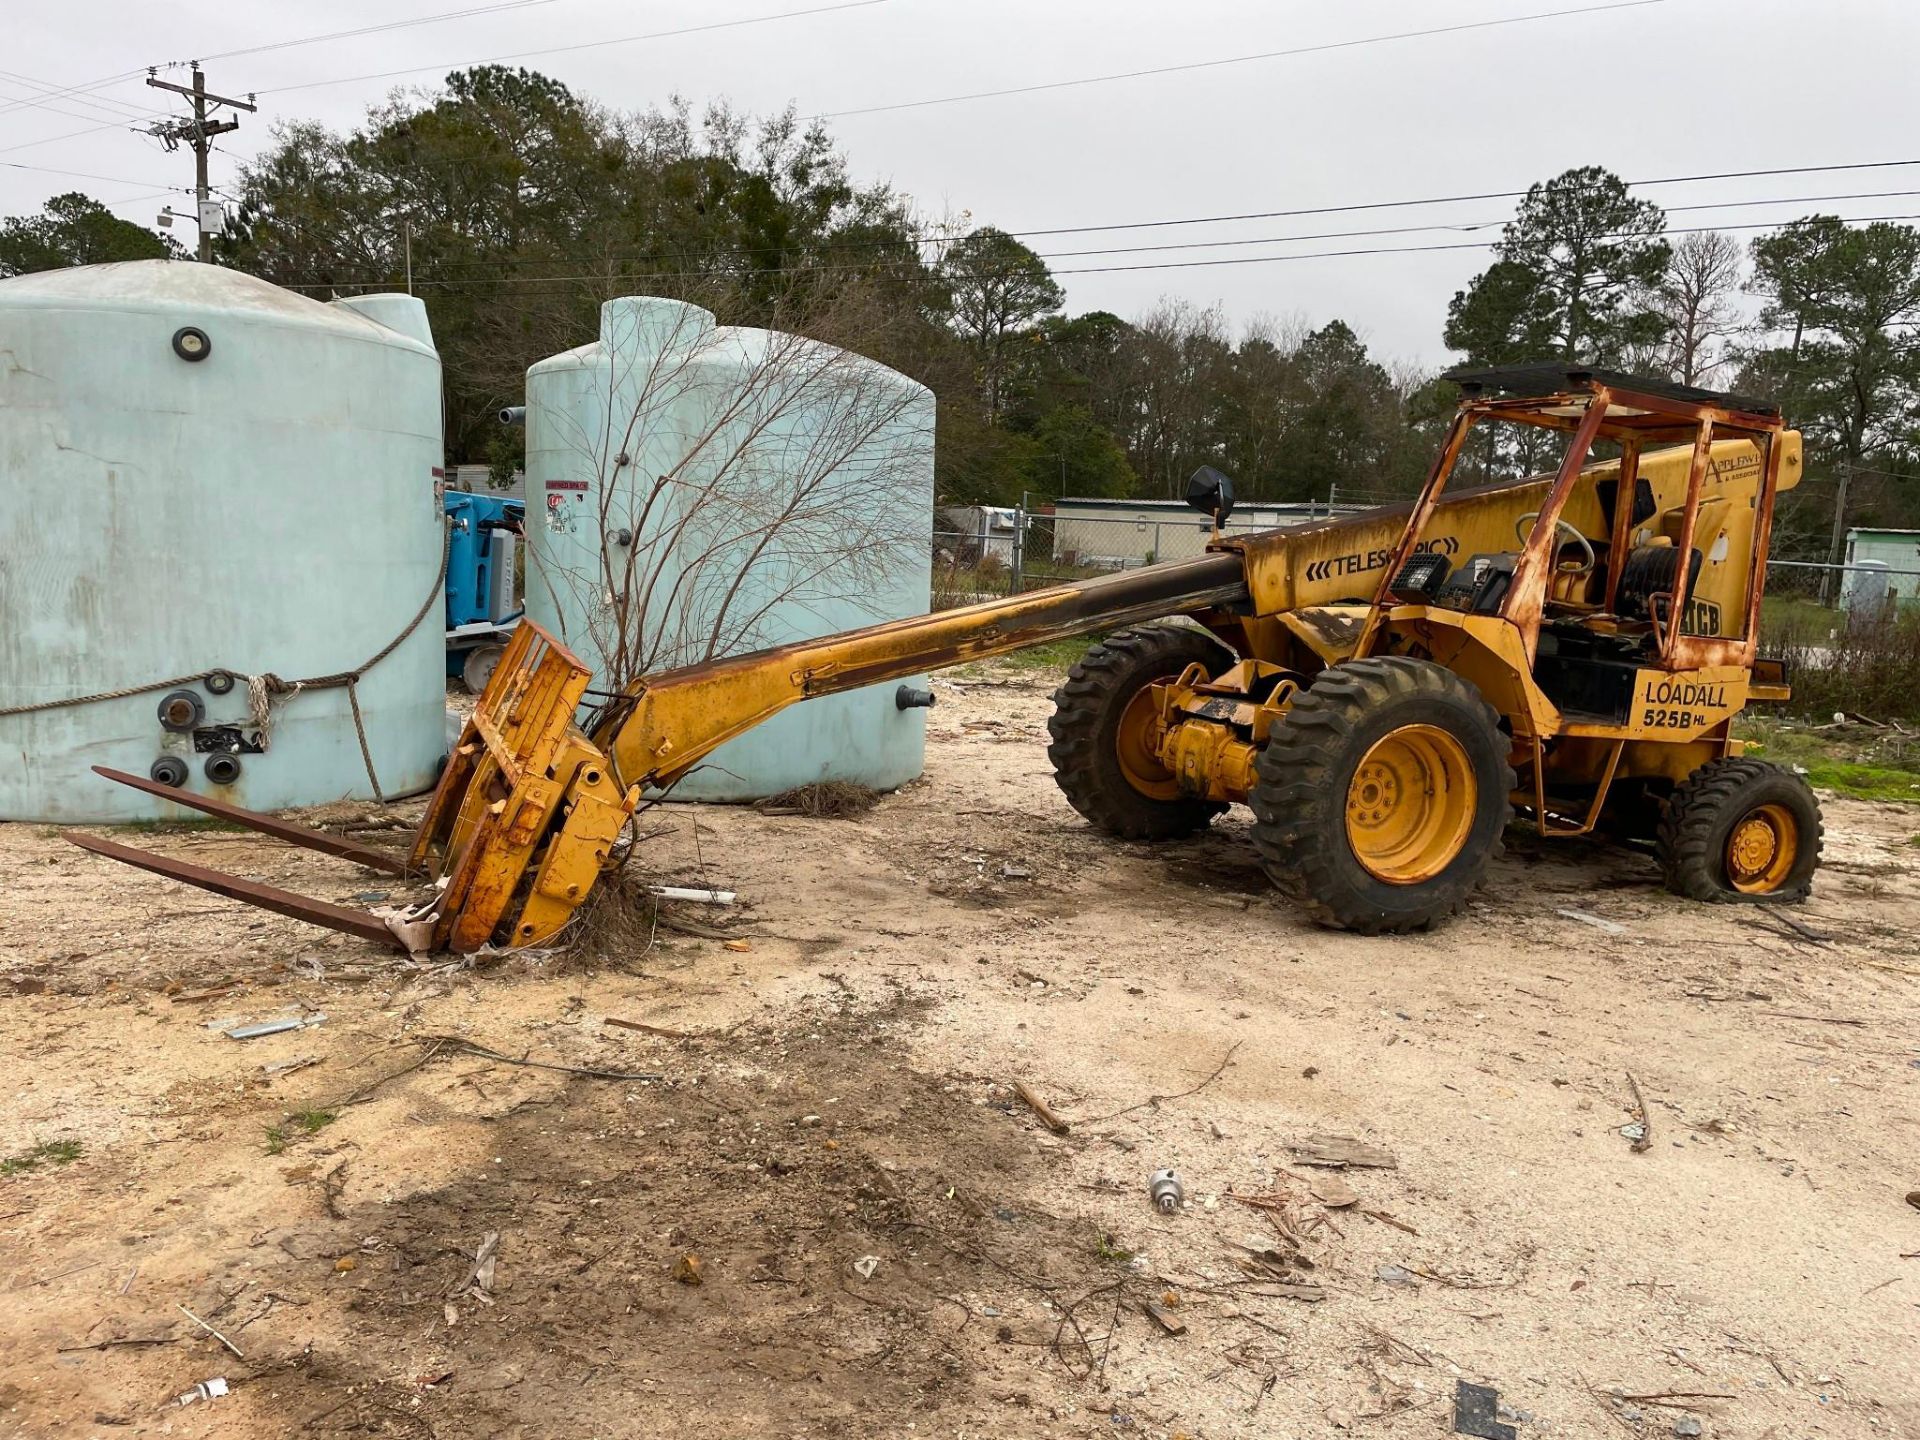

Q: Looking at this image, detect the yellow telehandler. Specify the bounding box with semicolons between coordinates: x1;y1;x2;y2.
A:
74;365;1821;943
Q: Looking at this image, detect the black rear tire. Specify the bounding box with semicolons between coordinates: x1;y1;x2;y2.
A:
1249;657;1514;934
1657;757;1822;902
1047;624;1237;840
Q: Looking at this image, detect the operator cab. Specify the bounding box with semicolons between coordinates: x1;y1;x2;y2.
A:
1370;365;1790;725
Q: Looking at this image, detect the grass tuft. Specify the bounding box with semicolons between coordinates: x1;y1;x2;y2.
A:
1;1139;83;1175
265;1109;337;1155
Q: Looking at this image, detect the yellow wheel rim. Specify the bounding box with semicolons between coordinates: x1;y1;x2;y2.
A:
1726;803;1798;894
1345;724;1477;884
1114;680;1180;801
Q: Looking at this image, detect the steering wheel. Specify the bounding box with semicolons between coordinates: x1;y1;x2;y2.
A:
1516;512;1596;576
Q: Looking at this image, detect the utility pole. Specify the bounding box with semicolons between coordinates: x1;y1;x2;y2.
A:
144;65;256;262
1823;458;1855;607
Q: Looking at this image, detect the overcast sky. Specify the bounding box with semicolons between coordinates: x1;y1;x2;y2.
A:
5;0;1917;368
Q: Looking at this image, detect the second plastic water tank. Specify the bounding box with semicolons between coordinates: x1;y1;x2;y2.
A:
523;296;935;800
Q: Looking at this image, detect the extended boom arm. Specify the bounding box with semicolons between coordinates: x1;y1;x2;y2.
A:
598;552;1251;789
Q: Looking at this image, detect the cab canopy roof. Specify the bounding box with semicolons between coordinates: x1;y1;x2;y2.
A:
1443;364;1781;442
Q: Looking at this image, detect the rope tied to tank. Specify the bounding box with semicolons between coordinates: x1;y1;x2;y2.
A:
0;524;452;803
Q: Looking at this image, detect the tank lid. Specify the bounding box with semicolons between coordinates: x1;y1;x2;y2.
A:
0;260;435;354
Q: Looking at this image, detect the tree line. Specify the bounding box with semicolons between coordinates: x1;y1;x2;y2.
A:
3;66;1918;554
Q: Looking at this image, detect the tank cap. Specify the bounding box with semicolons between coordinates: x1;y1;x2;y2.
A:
204;669;236;695
171;326;212;362
149;756;189;788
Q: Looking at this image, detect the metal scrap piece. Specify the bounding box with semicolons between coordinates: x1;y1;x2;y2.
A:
1453;1381;1517;1440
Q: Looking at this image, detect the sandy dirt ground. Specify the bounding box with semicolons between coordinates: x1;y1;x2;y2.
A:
2;663;1917;1440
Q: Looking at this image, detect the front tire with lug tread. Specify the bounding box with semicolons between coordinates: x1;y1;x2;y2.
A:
1048;624;1237;840
1250;657;1514;934
1657;757;1821;902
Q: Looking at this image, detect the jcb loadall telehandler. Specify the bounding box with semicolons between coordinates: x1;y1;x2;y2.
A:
75;366;1822;944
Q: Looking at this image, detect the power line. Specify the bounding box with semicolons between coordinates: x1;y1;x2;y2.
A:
96;188;185;211
1007;159;1920;238
0;158;185;191
0;0;571;119
263;209;1920;292
255;0;893;96
0;1;885;160
1038;188;1920;261
189;0;565;66
0;69;171;124
818;0;1664;119
1048;213;1920;276
0;115;172;159
0;70;156;126
221;183;1920;281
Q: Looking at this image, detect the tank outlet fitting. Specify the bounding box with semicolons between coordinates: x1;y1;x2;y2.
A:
894;684;936;711
157;690;205;732
1148;1168;1184;1213
499;405;526;426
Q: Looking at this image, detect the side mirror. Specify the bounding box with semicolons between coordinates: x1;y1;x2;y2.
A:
1185;466;1235;526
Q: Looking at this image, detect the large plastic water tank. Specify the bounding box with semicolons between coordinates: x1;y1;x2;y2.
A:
0;261;447;822
524;296;934;799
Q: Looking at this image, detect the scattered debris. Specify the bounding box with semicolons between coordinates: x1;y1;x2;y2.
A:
1362;1208;1419;1236
174;1378;229;1408
1375;1264;1416;1286
1293;1134;1397;1169
723;939;753;953
449;1231;500;1300
1452;1380;1517;1440
1624;1071;1654;1153
1014;1080;1070;1134
754;780;879;817
1557;907;1627;935
672;1254;704;1285
226;1013;326;1041
333;1256;358;1273
999;863;1032;881
604;1018;694;1038
1674;1418;1703;1437
1239;1281;1325;1302
1083;1041;1242;1123
258;1055;322;1080
1140;1300;1186;1335
412;1034;662;1083
648;885;735;905
1906;1190;1920;1211
851;1255;880;1280
1759;1010;1865;1027
1743;908;1833;946
1148;1169;1184;1213
175;1305;243;1360
1308;1173;1360;1208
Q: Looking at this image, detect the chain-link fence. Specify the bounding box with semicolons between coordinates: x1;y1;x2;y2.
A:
932;510;1249;609
1762;560;1920;640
